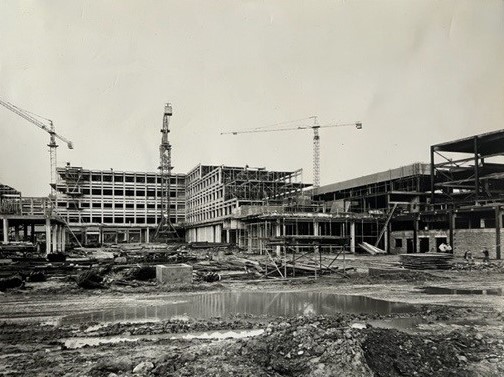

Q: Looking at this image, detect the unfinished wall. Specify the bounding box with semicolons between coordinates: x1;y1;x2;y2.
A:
390;230;447;254
453;229;501;259
390;229;502;259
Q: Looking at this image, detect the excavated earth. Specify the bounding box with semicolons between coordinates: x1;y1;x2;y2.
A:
1;254;504;377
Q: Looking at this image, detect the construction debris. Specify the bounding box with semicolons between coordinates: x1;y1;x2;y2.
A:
399;253;453;270
0;274;24;291
76;270;105;289
360;242;387;255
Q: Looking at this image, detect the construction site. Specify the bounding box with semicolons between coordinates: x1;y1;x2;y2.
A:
1;95;504;376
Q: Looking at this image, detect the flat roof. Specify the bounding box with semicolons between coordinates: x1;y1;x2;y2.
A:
313;162;430;196
56;166;186;176
432;129;504;154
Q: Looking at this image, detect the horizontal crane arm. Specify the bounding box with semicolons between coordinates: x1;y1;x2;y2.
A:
0;99;73;149
221;125;311;135
221;121;361;135
0;99;51;133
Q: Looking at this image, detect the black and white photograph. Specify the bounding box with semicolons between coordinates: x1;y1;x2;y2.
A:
1;1;504;376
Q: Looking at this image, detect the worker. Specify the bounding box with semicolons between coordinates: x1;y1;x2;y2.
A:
464;250;474;268
482;248;490;264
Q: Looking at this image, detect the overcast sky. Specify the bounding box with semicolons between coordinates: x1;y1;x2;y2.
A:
1;0;503;196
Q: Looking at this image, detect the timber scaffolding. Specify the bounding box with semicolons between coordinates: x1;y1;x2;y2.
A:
235;207;380;278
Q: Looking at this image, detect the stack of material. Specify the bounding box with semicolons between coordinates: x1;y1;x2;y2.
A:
359;242;386;255
400;253;453;270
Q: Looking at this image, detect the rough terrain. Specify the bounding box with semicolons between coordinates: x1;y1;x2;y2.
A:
1;251;504;377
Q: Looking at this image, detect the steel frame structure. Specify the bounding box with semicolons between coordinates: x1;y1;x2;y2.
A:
430;130;504;207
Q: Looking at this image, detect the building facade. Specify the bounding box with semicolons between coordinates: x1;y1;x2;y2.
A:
53;165;186;245
185;164;307;244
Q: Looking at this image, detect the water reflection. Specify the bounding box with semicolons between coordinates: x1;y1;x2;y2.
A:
61;291;418;325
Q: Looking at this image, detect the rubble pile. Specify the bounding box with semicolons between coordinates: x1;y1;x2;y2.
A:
451;261;504;271
150;315;372;377
145;315;495;377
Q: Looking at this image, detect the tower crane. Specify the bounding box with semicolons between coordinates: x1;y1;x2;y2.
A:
153;103;181;241
0;99;74;196
221;116;362;188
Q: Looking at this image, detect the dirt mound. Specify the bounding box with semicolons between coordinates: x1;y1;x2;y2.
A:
362;328;482;377
152;316;373;377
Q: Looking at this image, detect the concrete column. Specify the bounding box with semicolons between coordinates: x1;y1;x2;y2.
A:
496;206;502;260
313;221;319;236
45;218;51;254
226;229;230;244
2;218;8;243
350;221;356;253
384;225;389;253
275;220;281;255
52;225;58;253
61;228;66;253
449;211;455;252
413;217;418;253
58;226;63;252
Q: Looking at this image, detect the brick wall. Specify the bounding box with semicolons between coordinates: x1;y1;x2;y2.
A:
390;229;502;260
453;229;502;259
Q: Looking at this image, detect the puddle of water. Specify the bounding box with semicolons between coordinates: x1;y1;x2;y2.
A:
421;287;504;296
61;291;418;325
63;329;264;349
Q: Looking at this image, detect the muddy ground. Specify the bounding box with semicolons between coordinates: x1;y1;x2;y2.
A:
1;254;504;376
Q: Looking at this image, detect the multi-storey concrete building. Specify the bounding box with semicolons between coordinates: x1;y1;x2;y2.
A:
185;164;307;244
53;165;186;245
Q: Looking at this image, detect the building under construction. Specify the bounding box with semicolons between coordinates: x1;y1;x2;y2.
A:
1;183;68;254
312;129;504;259
52;165;186;245
184;165;308;244
2;94;504;262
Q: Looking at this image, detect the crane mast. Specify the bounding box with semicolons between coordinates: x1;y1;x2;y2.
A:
0;99;73;196
311;116;321;188
154;103;179;241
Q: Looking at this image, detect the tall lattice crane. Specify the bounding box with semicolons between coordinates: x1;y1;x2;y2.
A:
221;116;362;187
0;99;74;196
153;103;180;241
